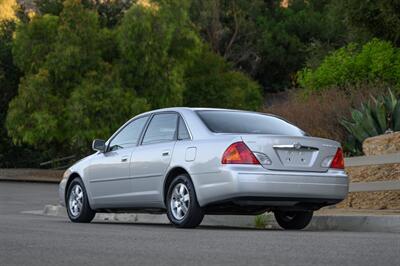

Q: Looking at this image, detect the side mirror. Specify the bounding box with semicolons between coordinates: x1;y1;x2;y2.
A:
92;139;106;152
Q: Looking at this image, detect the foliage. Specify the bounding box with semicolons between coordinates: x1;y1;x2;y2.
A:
7;0;262;158
66;73;149;151
117;0;201;108
254;214;270;229
298;39;400;92
0;19;47;167
340;90;400;152
35;0;64;16
5;0;400;165
83;0;136;28
256;0;346;90
190;0;347;90
184;47;262;110
35;0;136;28
12;14;59;74
0;0;17;21
334;0;400;46
0;20;19;165
189;0;264;76
7;0;149;155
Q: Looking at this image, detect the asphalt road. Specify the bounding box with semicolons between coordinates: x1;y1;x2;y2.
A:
0;182;399;266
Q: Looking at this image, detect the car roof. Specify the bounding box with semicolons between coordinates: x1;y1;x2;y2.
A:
139;107;254;115
136;107;304;134
134;107;288;122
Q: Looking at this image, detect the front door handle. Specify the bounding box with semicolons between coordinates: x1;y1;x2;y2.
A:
121;156;129;162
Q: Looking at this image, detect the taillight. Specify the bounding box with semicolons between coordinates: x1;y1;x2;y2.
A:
330;148;345;169
222;142;260;164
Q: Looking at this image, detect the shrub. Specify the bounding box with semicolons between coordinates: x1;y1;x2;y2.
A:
254;214;270;229
297;39;400;93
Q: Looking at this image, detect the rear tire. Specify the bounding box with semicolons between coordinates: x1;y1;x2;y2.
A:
66;178;95;223
274;210;313;230
166;174;204;228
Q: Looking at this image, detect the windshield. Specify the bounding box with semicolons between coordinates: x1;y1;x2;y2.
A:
196;110;304;136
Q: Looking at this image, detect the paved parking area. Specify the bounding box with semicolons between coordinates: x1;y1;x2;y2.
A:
1;181;399;266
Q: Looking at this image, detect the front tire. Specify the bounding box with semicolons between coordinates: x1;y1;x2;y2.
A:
166;174;204;228
66;178;96;223
274;210;313;230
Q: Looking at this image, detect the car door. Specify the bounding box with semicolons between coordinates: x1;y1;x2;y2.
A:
130;112;178;206
88;116;149;208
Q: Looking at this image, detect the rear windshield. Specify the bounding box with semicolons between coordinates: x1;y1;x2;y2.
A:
196;110;304;136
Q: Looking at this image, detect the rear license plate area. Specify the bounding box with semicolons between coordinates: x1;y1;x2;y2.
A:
275;149;317;167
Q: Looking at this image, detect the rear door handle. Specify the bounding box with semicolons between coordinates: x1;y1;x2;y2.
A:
162;151;170;157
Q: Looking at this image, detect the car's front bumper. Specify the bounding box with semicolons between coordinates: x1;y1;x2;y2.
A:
192;165;349;208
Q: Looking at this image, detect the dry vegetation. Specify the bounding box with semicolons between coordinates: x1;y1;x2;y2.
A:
264;84;386;145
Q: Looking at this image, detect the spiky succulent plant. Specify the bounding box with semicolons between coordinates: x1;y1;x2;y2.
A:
341;89;400;146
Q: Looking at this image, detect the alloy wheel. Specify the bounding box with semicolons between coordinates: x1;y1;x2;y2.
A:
68;184;84;217
170;183;190;220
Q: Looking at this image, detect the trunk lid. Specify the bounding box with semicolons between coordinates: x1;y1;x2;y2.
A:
241;135;340;172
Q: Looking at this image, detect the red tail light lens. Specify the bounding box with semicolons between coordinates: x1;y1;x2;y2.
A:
330;148;345;169
222;142;260;164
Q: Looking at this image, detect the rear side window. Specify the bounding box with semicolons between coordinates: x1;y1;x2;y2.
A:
178;117;190;140
142;113;178;144
196;111;304;136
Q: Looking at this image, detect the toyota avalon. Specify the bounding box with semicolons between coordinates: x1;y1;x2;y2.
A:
59;108;348;229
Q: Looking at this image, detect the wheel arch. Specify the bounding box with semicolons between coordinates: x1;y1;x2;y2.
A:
163;166;196;207
64;172;82;202
64;172;95;209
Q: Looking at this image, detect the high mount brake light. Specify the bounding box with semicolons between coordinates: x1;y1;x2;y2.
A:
221;142;260;164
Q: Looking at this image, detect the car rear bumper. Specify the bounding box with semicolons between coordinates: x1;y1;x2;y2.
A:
192;165;349;208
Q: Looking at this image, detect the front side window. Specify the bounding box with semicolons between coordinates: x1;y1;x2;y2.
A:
109;116;148;151
142;113;178;145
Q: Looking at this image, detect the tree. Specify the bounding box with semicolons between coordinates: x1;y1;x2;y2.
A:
34;0;64;16
190;0;347;90
7;0;265;158
184;46;262;110
65;72;149;152
7;0;148;155
190;0;264;76
334;0;400;46
12;14;59;74
0;19;24;166
117;0;201;108
1;1;48;166
255;0;346;90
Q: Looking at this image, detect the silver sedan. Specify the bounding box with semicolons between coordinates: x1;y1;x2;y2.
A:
59;108;348;229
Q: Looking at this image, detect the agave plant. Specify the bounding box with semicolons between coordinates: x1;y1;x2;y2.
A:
340;89;400;146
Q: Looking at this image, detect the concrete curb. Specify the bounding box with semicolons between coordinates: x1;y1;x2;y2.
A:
0;169;62;183
310;215;400;232
0;177;60;183
30;205;400;233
